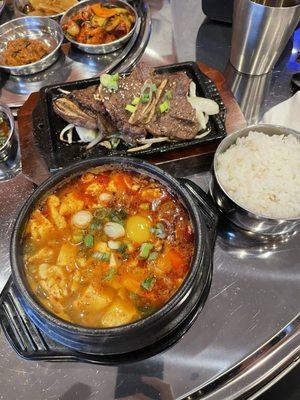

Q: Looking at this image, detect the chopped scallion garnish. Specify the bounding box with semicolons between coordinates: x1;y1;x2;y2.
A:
71;233;83;244
132;97;140;105
103;267;116;281
138;243;154;259
141;275;156;291
140;93;150;103
159;100;170;113
125;104;137;113
83;234;94;248
150;222;166;239
148;251;158;261
100;73;119;91
165;90;172;99
92;252;111;262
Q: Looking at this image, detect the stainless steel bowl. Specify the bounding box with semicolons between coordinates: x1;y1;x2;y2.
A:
0;16;64;76
13;0;79;20
60;0;138;54
210;124;300;237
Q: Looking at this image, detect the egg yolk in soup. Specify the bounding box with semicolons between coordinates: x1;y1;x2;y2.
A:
23;169;194;328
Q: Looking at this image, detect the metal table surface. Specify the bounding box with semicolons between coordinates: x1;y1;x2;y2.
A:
0;1;300;399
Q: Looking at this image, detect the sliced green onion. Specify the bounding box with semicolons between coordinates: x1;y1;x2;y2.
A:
71;233;83;244
151;84;157;92
140;81;153;104
140;93;150;103
83;234;94;248
129;291;138;300
160;102;169;113
138;243;154;259
100;73;119;91
165;90;172;99
159;100;170;113
117;242;128;254
148;251;158;261
150;222;166;239
103;267;116;281
132;97;140;105
125;104;137;113
110;138;120;149
92;252;110;262
141;275;156;291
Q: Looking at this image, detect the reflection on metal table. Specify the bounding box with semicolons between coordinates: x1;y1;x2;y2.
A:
0;1;299;399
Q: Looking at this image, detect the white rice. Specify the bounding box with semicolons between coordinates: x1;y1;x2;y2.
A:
216;131;300;219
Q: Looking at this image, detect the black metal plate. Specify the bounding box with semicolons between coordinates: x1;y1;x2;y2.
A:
32;62;226;172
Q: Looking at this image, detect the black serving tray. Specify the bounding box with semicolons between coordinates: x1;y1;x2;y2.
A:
32;62;226;172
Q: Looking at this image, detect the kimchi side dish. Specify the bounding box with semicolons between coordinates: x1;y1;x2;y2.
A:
23;169;194;328
62;3;135;45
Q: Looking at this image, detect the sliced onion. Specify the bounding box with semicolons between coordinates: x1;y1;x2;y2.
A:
189;81;197;97
71;210;92;228
104;222;125;239
99;193;113;203
195;128;211;139
109;252;117;267
59;124;74;143
75;126;98;143
108;240;121;250
127;143;152;153
187;97;207;130
188;96;219;116
86;133;104;150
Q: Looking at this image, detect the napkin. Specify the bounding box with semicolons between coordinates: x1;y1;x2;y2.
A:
261;91;300;131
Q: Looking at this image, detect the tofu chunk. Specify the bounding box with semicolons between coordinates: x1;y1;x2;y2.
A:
38;264;68;300
101;297;137;327
59;192;84;216
27;210;54;242
47;195;66;230
76;285;113;312
28;247;54;263
57;243;77;266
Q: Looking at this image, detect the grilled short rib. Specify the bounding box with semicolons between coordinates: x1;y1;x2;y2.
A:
53;63;200;145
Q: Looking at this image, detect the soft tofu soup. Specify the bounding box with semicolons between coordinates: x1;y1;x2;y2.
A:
23;169;194;328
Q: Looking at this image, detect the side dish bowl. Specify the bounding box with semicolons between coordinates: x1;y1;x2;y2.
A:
60;0;138;54
10;157;217;356
210;124;300;237
13;0;79;20
0;16;63;76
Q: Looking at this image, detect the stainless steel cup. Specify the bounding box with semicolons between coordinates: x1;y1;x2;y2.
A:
230;0;300;75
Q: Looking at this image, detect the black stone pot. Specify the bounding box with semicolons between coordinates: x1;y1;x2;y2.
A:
10;157;218;356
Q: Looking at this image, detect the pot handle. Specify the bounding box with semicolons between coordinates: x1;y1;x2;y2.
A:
179;178;219;243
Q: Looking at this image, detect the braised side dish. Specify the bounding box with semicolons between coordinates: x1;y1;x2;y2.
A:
2;38;50;67
62;3;135;45
0;114;10;148
23;169;194;328
21;0;78;16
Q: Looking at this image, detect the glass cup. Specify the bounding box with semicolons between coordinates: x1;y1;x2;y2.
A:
0;104;21;181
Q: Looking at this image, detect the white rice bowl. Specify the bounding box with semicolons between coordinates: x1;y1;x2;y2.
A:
216;131;300;219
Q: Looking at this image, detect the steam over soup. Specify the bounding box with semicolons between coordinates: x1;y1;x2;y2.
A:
23;169;194;328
